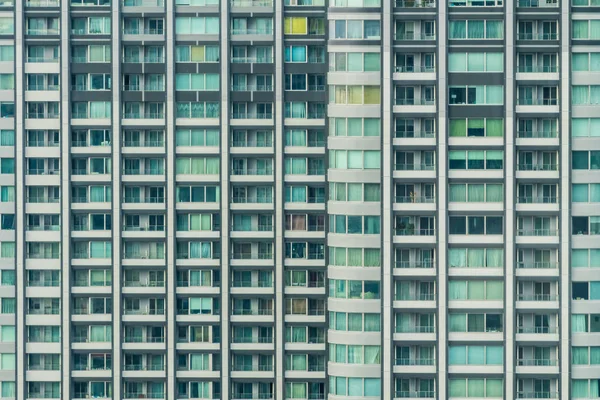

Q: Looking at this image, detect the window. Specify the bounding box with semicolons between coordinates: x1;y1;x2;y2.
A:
572;85;600;105
329;52;381;72
572;151;600;170
176;102;219;118
448;280;504;300
176;186;220;203
572;314;600;333
175;157;220;175
330;85;381;105
329;150;381;169
328;247;381;267
333;20;381;40
329;280;381;299
573;184;600;203
449;183;504;202
449;312;503;332
175;17;219;34
573;20;600;39
449;118;504;137
572;347;600;365
329;377;381;397
449;216;504;235
573;52;600;72
572;118;600;137
176;129;219;147
329;344;381;364
448;248;504;268
175;73;219;91
449;20;504;39
285;17;308;34
175;45;219;62
449;345;503;366
329;118;380;136
329;182;381;202
448;150;504;169
449;86;504;105
448;52;504;72
0;19;13;34
0;46;13;62
449;379;503;398
329;215;381;235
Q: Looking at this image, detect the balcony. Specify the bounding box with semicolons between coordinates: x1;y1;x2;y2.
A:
26;0;61;8
516;294;559;310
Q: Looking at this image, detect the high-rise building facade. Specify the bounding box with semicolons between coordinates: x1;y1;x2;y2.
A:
0;0;598;399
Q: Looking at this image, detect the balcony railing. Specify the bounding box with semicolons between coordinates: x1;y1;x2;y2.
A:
395;228;435;236
395;195;435;204
517;294;558;301
231;85;274;92
395;99;436;106
517;359;558;366
517;33;558;40
517;229;558;236
396;33;436;40
395;130;435;138
231;28;273;35
123;363;164;371
232;335;273;344
516;99;558;106
517;196;557;204
231;0;273;6
517;163;557;171
517;326;557;334
396;293;435;301
395;163;435;171
517;0;558;5
232;308;273;316
123;28;164;35
516;262;557;269
123;112;165;119
395;391;436;398
232;363;273;372
395;0;435;5
231;252;273;260
396;325;435;333
72;0;110;4
124;393;165;399
517;65;558;73
123;0;164;6
231;112;273;119
231;279;273;288
123;335;164;343
395;66;435;73
231;167;273;176
517;130;558;138
395;358;435;366
231;196;273;204
516;392;558;399
123;197;165;204
231;56;273;64
395;261;434;269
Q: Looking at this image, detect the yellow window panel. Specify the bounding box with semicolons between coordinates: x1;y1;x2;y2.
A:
364;86;381;105
191;46;205;62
